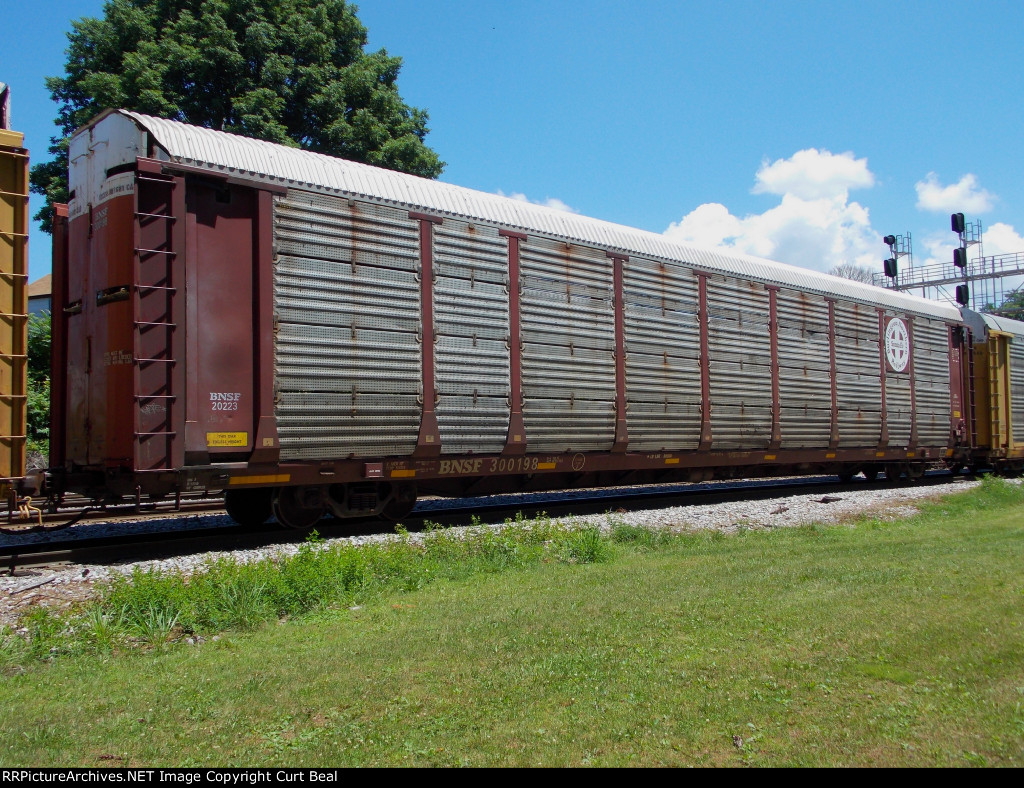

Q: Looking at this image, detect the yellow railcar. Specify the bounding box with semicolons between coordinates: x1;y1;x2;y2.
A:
0;83;29;494
964;312;1024;472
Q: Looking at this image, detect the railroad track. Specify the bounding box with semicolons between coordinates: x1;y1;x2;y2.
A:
0;494;229;533
0;471;971;575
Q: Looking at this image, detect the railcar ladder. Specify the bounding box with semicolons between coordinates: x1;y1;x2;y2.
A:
132;171;182;471
0;131;28;488
987;337;1007;450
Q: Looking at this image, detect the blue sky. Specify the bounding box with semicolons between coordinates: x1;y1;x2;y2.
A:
5;0;1024;288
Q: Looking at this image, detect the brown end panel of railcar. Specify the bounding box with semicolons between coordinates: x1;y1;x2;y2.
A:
58;163;277;496
49;204;69;471
0;127;28;489
61;188;137;469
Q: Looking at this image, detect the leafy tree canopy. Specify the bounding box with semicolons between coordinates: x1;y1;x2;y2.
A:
991;289;1024;321
30;0;444;231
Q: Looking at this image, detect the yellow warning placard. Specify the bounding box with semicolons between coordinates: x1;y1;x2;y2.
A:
207;432;248;448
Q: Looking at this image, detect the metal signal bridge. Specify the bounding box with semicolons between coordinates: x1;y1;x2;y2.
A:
873;216;1024;314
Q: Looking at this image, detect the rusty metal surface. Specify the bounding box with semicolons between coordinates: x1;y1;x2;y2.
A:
832;301;882;446
273;191;422;459
622;257;700;451
434;217;510;454
885;374;913;447
776;289;832;448
706;276;771;449
912;318;952;446
519;238;614;451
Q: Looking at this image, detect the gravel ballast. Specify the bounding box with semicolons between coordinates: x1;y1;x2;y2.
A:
0;477;991;627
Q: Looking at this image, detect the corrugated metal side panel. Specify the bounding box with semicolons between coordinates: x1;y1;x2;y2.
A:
433;219;510;454
1010;339;1024;443
706;276;771;449
276;191;419;271
780;406;832;447
777;289;831;448
122;111;962;324
913;318;951;446
274;192;421;459
834;301;880;341
520;238;614;451
622;257;700;450
886;374;912;447
835;301;881;446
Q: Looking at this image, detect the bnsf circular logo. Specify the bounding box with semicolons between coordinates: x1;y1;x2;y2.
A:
885;317;910;372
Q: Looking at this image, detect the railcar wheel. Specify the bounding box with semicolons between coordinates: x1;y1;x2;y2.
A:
862;467;880;482
884;463;904;483
906;464;925;482
380;482;418;522
273;486;326;530
381;497;417;521
224;488;273;528
837;468;857;484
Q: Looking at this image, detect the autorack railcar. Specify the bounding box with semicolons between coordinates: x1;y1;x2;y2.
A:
40;110;1024;527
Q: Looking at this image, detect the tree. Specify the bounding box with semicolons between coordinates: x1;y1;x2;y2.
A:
828;262;877;284
26;313;51;462
30;0;444;231
992;289;1024;321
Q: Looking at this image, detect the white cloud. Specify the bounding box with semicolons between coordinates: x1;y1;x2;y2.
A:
497;190;578;214
662;203;742;249
664;151;1020;282
916;232;958;269
981;222;1024;256
665;155;882;273
915;222;1023;271
752;148;874;200
914;173;994;213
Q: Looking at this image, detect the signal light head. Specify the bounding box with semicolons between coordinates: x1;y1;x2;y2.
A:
951;212;966;234
883;235;897;246
884;258;898;279
956;283;970;306
953;247;967;269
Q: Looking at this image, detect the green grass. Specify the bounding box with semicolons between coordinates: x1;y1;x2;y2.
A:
0;479;1022;766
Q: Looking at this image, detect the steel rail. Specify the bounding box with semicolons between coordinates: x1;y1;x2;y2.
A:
1;471;973;573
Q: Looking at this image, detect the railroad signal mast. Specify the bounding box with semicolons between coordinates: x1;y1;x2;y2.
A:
881;232;912;282
951;212;971;307
875;213;1024;312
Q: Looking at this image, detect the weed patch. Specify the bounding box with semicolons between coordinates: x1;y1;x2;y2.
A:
0;515;631;665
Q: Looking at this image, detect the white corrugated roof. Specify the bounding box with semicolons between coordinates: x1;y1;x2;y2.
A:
981;313;1024;337
109;110;959;321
